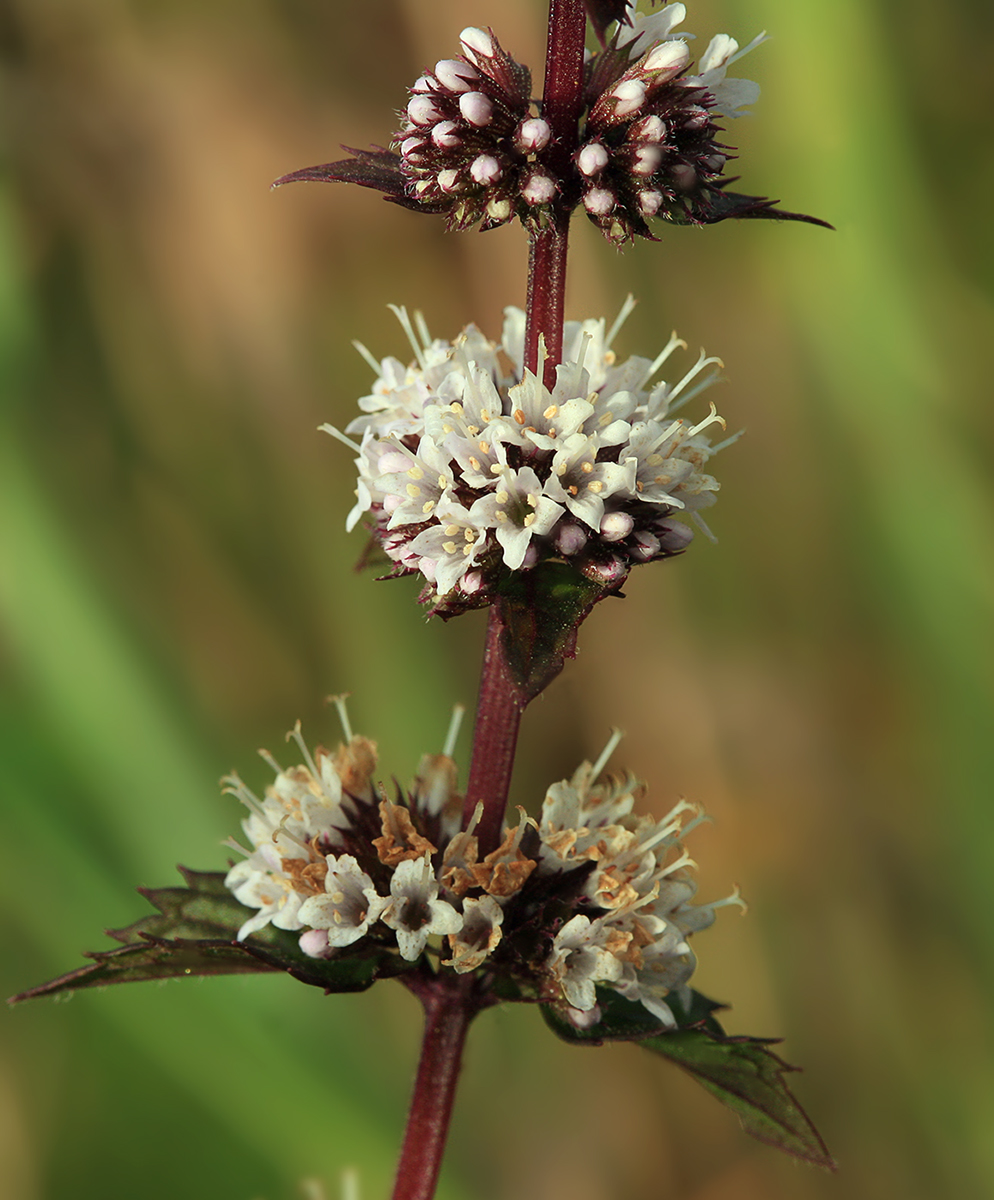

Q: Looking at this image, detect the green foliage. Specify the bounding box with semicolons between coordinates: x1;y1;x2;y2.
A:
542;987;835;1169
10;868;407;1004
496;562;607;700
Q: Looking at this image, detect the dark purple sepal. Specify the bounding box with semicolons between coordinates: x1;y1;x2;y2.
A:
584;0;632;45
8;866;408;1004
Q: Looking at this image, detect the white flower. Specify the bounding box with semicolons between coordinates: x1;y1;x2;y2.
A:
688;32;768;118
327;302;731;610
381;853;464;960
443;895;504;973
297;855;389;949
548;915;628;1011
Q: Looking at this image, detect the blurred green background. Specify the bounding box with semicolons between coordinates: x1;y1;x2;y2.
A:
1;0;992;1197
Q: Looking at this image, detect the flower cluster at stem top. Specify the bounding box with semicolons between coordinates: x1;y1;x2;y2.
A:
224;708;742;1026
394;3;765;242
328;301;732;615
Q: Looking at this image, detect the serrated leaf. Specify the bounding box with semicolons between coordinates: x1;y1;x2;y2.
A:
674;189;835;230
9;866;407;1004
272;146;444;216
541;987;834;1169
643;1029;836;1169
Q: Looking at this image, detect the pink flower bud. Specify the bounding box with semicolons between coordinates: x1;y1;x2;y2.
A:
556;523;588;556
407;95;443;126
638;190;664;216
577;142;609;178
431;121;461;149
515;117;551;152
584;188;615;216
521;171;556;205
610;79;646;118
600;512;634;542
459;26;495;60
470;154;502;185
643;39;690;75
434;58;479;93
459;91;494;128
632;145;663;176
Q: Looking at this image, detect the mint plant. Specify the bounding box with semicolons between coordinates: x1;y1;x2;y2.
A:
11;4;835;1197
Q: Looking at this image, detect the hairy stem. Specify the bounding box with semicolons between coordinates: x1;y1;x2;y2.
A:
392;976;480;1200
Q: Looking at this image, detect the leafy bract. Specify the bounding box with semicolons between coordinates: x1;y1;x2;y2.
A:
542;987;835;1170
9;867;406;1004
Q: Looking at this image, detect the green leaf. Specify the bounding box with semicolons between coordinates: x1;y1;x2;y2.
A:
643;1029;836;1169
495;562;609;701
9;866;407;1003
541;987;835;1170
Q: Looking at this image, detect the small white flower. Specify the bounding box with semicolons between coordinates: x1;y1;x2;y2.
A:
381;853;464;960
298;855;389;949
548;915;627;1011
444;894;504;973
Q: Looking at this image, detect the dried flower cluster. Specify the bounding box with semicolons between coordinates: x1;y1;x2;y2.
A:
328;303;730;614
224;713;739;1024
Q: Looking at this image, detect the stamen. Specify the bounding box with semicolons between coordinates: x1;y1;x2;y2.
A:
387;304;428;369
638;332;687;389
328;693;354;743
443;704;466;758
288;720;320;779
351;339;381;376
319;423;362;454
605;295;637;350
590;728;624;782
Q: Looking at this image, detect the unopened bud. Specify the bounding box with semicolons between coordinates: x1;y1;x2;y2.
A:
556;523;588;556
638;190;664;216
670;164;698;191
655;519;694;553
459;26;495;60
610;79;647;118
515;117;551;153
630;114;666;141
629;531;661;561
632;145;663;176
437;168;462;194
470;154;502;185
459;91;494;128
600;512;634;542
299;929;330;958
577;142;609;177
434;58;478;93
432;121;461;149
521;171;556;205
643;39;690;75
584;188;615;216
407;95;443;126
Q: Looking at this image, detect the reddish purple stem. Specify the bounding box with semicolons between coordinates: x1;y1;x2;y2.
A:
396;4;590;1198
391;976;480;1200
465;0;588;855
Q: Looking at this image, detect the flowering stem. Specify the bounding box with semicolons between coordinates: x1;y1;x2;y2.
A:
463;604;526;856
523;0;587;384
392;974;483;1200
467;0;588;853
